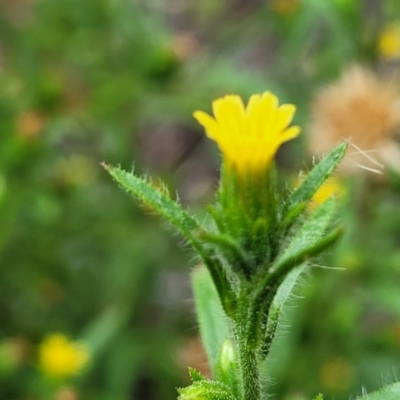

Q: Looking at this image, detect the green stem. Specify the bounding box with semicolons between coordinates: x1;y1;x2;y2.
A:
237;335;260;400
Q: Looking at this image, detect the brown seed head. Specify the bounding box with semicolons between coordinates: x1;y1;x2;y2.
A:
308;65;400;173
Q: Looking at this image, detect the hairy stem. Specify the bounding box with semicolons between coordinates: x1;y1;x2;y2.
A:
237;335;260;400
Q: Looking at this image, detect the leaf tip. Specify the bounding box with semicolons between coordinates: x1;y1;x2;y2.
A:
101;161;111;171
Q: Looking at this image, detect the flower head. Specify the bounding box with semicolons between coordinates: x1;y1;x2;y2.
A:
39;333;90;379
378;23;400;59
193;92;300;174
308;65;400;174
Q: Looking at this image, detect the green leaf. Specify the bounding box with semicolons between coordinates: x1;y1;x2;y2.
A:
81;304;131;356
282;141;347;228
272;264;305;307
192;266;231;373
103;164;236;315
356;383;400;400
273;197;341;277
261;264;306;357
199;232;251;279
246;199;342;347
103;164;201;244
178;379;236;400
189;367;207;383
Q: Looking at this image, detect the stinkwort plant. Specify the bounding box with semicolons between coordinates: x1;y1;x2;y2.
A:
103;92;400;400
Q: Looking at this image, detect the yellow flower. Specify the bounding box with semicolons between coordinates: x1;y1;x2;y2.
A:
378;23;400;59
311;177;345;206
39;333;90;378
193;92;300;174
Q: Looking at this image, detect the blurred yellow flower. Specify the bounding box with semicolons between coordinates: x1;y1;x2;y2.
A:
378;23;400;59
193;92;300;174
311;177;345;206
39;333;89;378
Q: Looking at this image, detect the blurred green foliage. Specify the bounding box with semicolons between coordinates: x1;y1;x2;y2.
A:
0;0;400;399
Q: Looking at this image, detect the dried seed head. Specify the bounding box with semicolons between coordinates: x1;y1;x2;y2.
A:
308;65;400;174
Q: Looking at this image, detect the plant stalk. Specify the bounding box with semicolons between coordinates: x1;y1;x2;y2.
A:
237;335;260;400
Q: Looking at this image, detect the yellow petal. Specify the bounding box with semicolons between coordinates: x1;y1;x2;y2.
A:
212;95;245;138
193;111;220;140
258;92;279;138
246;94;261;116
245;94;261;138
269;104;296;138
278;125;301;144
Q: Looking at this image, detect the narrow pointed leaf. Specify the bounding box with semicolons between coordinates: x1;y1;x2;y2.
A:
104;165;235;314
192;266;230;373
356;383;400;399
199;232;251;278
261;264;306;357
188;367;207;383
282;141;347;227
247;198;341;343
81;304;131;356
273;197;339;276
103;164;201;242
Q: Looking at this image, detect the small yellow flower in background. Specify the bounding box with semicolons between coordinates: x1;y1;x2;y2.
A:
378;23;400;59
294;175;345;210
311;177;345;206
39;333;90;379
193;92;300;174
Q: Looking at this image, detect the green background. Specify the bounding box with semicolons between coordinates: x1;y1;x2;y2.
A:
0;0;400;399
